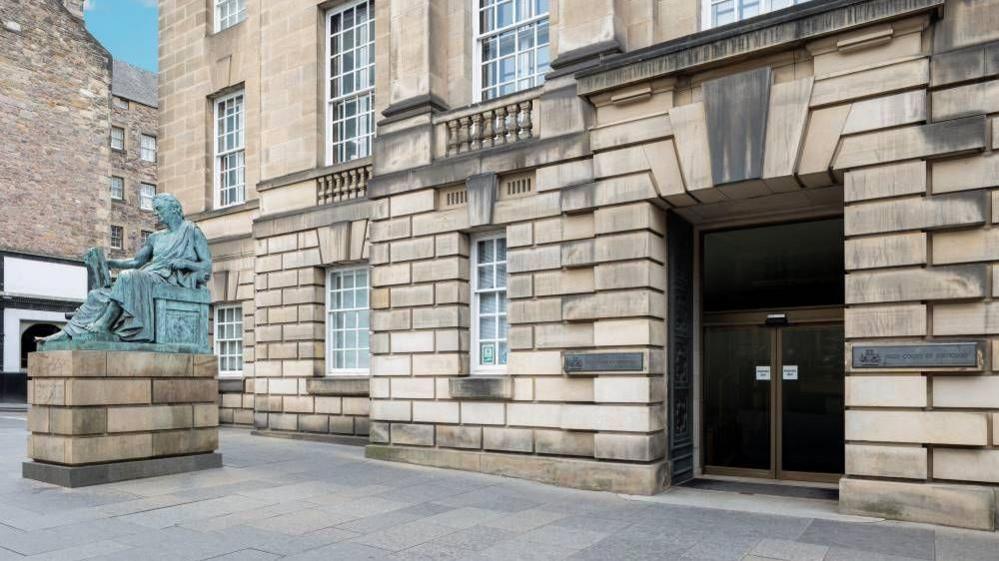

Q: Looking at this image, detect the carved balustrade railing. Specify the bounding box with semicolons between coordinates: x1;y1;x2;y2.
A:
317;160;372;205
437;89;540;158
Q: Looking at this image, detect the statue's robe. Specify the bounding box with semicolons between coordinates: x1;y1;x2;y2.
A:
63;221;209;342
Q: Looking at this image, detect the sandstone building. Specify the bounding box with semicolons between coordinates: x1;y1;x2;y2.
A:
0;0;158;403
109;60;160;261
159;0;999;529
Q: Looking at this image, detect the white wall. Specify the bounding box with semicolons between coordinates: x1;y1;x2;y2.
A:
3;309;66;372
3;256;87;301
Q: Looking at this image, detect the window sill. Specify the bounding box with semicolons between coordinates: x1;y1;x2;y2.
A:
449;376;512;400
210;19;246;37
307;376;369;397
219;377;245;393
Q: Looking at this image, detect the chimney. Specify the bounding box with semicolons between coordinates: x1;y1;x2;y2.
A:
63;0;85;19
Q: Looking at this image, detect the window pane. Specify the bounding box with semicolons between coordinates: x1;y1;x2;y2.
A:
480;292;497;314
497;0;513;27
480;315;497;339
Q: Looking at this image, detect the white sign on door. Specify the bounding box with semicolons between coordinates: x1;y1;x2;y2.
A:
783;364;799;381
755;366;771;381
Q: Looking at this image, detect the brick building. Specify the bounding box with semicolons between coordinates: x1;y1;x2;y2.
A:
159;0;999;529
0;0;157;403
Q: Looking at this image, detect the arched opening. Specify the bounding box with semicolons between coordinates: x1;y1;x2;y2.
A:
20;323;60;370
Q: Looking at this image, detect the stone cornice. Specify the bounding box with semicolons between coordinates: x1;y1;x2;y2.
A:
575;0;943;96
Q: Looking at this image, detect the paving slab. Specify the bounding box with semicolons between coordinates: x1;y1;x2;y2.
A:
0;415;997;561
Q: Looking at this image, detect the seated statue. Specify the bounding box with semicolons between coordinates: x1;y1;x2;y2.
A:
40;193;212;346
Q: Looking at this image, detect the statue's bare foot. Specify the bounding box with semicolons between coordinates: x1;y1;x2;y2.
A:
36;331;69;343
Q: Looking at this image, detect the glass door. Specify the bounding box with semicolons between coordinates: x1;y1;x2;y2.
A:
779;323;845;478
702;309;844;481
703;324;773;476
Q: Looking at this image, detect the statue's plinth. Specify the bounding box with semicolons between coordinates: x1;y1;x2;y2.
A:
23;350;221;487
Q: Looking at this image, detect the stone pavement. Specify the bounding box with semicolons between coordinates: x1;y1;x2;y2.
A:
1;414;997;561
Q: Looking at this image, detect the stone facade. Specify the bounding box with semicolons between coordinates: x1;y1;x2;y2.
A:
0;0;111;260
25;350;220;486
160;0;999;529
108;61;159;260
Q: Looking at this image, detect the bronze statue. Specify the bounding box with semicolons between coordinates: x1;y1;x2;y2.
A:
40;193;212;347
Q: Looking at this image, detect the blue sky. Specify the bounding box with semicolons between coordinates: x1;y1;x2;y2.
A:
84;0;159;73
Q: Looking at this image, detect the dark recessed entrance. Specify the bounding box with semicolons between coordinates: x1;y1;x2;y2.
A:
701;218;845;482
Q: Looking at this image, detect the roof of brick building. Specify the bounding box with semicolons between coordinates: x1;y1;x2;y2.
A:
111;59;157;108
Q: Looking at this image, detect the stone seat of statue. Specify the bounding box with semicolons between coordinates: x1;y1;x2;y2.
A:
151;284;211;353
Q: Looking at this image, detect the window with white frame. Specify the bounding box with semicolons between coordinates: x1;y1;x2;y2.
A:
472;233;508;371
110;225;123;250
214;305;244;375
140;134;157;162
140;230;152;246
214;0;246;32
140;183;156;210
475;0;550;101
326;0;375;165
110;126;125;151
214;91;245;209
326;267;370;374
702;0;812;29
110;176;124;200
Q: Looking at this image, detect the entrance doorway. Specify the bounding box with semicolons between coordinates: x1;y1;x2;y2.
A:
700;219;845;482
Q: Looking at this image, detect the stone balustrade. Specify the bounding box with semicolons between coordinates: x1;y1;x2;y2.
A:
317;161;372;205
440;92;539;157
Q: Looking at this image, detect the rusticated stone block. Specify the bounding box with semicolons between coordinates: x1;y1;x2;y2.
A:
811;58;928;108
562;290;665;320
391;423;434;446
932;152;999;194
845;376;926;407
151;428;218;457
107;405;193;433
49;408;107;435
299;415;330;433
845;444;927;479
845;191;986;236
437;425;482;449
534;430;594;457
483;427;533;453
840;478;995;531
448;377;512;400
844;304;926;338
152;379;218;403
65;379;150;406
845;410;987;445
594;433;665;461
845;233;926;270
107;352;193;377
844;160;926;203
834;116;986;170
845;265;987;304
28;350;107;378
330;416;356;434
841;90;925;135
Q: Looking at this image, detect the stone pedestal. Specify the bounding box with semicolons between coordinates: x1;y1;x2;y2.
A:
23;350;221;487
